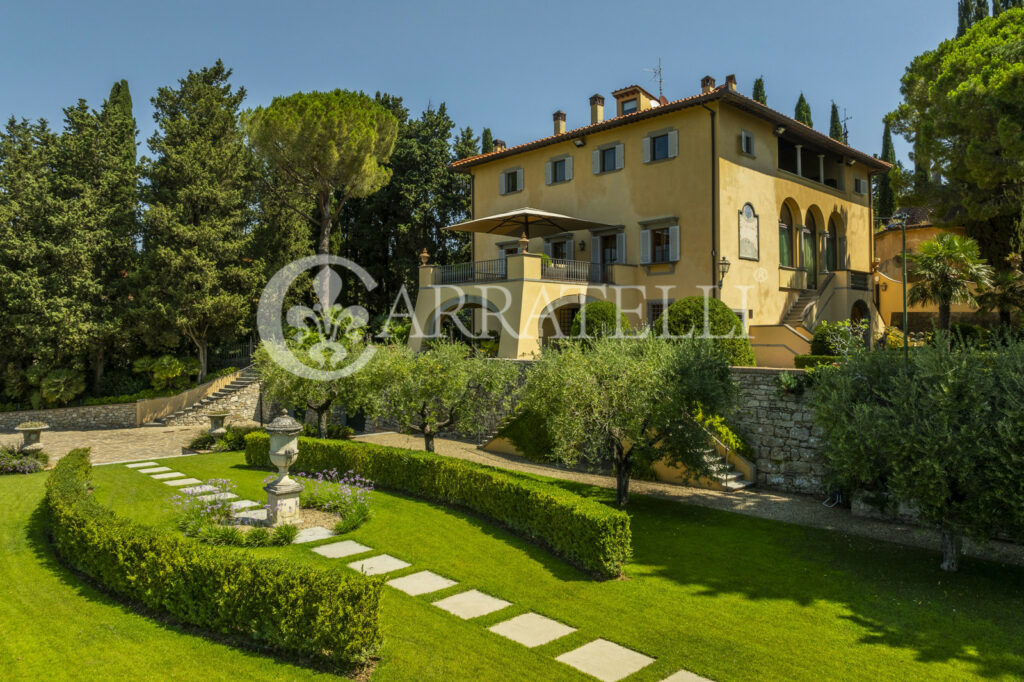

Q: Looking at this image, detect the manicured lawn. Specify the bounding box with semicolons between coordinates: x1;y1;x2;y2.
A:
7;450;1024;680
87;452;1024;681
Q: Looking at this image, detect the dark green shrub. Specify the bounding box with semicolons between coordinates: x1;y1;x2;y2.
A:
245;433;632;578
569;301;630;338
302;423;354;440
949;323;990;348
811;319;868;356
188;432;217;450
653;297;756;366
215;424;260;452
271;524;298;545
497;407;555;463
794;354;840;369
244;527;271;547
45;450;382;670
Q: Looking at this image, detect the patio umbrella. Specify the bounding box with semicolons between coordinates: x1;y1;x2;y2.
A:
445;207;616;239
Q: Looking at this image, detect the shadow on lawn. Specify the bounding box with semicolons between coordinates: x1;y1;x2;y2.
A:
24;501;362;677
621;493;1024;679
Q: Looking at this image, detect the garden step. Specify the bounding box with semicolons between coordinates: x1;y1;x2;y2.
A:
720;478;755;492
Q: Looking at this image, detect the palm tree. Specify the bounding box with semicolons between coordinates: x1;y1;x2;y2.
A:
908;233;993;332
976;253;1024;327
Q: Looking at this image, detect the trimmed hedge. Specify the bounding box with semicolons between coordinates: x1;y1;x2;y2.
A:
45;449;382;671
794;354;840;369
246;433;632;578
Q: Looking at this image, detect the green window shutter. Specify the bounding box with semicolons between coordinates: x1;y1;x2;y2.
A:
565;155;573;180
669;225;680;261
592;149;600;174
668;130;678;158
615;143;625;170
499;173;506;195
640;229;651;264
516;168;524;191
590;236;601;263
641;137;651;164
615;231;626;262
545;161;552;185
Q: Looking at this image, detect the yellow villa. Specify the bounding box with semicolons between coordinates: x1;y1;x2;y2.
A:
409;75;892;366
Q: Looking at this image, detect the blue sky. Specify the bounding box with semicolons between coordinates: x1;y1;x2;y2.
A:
2;0;953;164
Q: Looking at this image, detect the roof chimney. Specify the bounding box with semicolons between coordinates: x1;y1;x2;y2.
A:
700;75;716;94
725;74;737;91
589;94;605;124
553;110;566;135
493;139;506;152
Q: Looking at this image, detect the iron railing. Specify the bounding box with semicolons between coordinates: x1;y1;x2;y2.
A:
433;259;507;285
541;259;609;283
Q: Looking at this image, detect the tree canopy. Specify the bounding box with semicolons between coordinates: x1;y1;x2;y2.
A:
752;76;766;105
908;233;993;331
794;93;813;127
890;9;1024;265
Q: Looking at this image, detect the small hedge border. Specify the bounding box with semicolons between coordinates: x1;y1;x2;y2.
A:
246;433;632;578
794;354;840;369
45;449;382;671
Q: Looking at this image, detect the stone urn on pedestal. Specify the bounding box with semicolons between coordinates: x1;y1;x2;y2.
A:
263;415;304;526
14;422;49;455
207;412;230;438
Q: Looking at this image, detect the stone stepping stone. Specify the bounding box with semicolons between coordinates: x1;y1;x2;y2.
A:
151;472;185;480
164;478;203;487
662;670;712;682
181;485;217;495
386;570;456;596
198;492;238;501
432;589;511;620
555;639;655;682
293;527;335;544
489;612;576;648
229;499;261;511
125;462;159;468
138;466;172;474
312;540;373;559
233;508;267;523
347;554;410;576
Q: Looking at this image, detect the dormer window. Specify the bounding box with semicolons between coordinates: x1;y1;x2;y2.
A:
621;98;638;115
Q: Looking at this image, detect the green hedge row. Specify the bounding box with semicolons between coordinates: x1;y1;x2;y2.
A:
45;449;382;671
246;433;632;578
794;354;840;369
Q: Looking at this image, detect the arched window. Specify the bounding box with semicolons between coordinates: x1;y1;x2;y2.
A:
825;217;839;271
779;204;793;267
803;211;818;288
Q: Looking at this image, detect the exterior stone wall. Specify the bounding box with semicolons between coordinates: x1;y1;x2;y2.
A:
0;403;137;432
729;367;826;495
160;382;269;427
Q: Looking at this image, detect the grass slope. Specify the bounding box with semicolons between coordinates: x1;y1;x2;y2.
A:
89;452;1024;681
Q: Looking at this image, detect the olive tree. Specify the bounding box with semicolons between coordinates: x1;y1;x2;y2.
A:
813;341;1024;571
360;341;520;452
517;336;736;507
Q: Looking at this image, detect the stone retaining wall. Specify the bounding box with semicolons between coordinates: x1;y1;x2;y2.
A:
0;402;137;432
729;367;826;495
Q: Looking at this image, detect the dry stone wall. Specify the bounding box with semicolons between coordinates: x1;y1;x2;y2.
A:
729;367;826;495
0;403;137;432
160;382;269;427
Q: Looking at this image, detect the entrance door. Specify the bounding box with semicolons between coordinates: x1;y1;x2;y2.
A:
801;228;817;289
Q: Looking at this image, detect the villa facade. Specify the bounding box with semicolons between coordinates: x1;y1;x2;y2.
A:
410;75;892;366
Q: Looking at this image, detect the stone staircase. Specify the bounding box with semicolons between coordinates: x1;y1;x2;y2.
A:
143;367;260;427
782;289;819;337
704;448;754;491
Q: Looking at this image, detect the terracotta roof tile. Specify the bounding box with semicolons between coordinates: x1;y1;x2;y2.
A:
451;86;891;173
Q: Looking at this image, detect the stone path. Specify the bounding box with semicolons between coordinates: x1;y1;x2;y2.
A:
122;458;711;682
2;424;204;465
355;432;1024;567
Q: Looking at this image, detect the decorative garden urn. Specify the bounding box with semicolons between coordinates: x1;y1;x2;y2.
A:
263;414;304;526
14;422;48;454
207;412;230;438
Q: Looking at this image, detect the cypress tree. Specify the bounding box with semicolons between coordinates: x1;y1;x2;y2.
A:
974;0;990;21
752;76;766;105
794;93;813;128
481;127;493;153
829;102;844;141
876;122;897;219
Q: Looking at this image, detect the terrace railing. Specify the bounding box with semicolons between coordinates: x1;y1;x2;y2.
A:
541;259;609;284
434;259;507;285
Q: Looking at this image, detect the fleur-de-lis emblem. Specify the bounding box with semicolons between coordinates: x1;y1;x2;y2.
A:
285;268;369;368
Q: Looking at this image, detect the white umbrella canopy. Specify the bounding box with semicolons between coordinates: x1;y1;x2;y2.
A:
445;208;616;239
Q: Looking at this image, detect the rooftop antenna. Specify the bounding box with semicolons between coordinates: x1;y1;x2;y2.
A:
644;58;664;99
841;108;854;144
